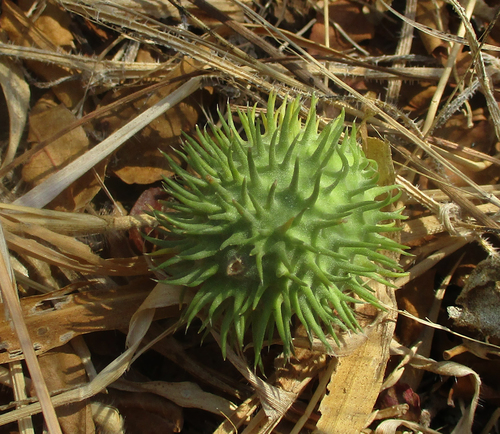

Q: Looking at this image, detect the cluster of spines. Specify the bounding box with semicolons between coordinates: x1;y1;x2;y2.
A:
150;94;407;363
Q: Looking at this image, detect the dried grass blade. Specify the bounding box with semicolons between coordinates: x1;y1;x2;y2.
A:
0;204;156;236
0;221;62;433
2;222;149;275
0;285;182;427
0;57;29;168
14;76;203;208
187;0;331;94
235;0;500;210
55;0;305;93
422;0;477;135
0;279;154;365
385;0;417;105
380;0;500;52
446;0;500;141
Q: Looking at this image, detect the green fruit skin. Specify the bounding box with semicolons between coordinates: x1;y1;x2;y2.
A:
150;94;407;364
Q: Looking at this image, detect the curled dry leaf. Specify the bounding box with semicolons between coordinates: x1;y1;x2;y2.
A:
114;378;236;417
391;341;481;433
448;255;500;340
91;402;125;434
0;54;30;168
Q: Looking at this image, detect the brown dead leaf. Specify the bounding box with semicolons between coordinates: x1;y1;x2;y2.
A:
309;0;375;53
416;0;449;58
433;109;496;186
0;278;162;364
449;255;500;340
396;271;437;346
314;283;396;433
35;345;94;434
18;0;75;50
0;0;83;108
98;58;211;184
404;85;437;115
415;0;449;57
436;108;494;152
22;99;105;211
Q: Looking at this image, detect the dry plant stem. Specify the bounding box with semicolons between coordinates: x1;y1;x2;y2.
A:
70;336;97;382
187;0;333;95
9;361;34;433
372;404;410;420
0;222;62;434
278;18;316;52
59;0;313;94
422;0;477;135
145;325;250;399
431;145;492;171
0;75;197;180
213;396;260;434
447;0;500;142
0;203;156;236
395;236;471;287
13;75;203;208
397;145;500;225
0;286;182;427
330;21;369;56
398;311;500;353
381;0;500;51
385;0;417;105
428;135;500;166
323;0;329;89
404;184;500;205
437;181;500;228
397;174;440;215
289;358;337;434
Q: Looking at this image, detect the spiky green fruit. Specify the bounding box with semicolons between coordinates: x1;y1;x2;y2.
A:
150;94;406;363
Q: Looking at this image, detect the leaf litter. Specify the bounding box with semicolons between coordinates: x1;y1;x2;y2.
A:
0;0;500;432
